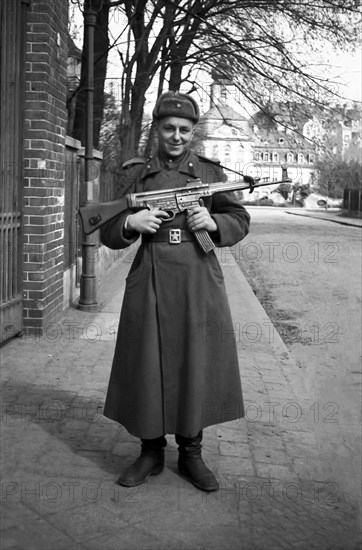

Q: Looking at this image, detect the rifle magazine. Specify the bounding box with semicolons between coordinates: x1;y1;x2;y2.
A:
193;229;216;254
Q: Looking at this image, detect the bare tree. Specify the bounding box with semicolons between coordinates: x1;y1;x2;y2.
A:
69;0;361;159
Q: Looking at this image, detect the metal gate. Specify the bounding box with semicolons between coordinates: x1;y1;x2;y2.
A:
0;0;28;344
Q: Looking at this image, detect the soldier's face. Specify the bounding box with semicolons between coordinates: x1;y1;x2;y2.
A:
157;117;195;158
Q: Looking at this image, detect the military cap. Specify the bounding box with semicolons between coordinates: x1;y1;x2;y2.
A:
152;91;200;123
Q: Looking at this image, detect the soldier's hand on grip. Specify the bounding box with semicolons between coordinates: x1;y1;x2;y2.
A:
127;209;170;234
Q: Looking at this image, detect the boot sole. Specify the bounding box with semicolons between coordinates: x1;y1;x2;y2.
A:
117;466;164;487
178;465;219;492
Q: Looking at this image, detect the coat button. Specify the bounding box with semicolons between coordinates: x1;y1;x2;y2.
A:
147;165;151;169
189;162;193;167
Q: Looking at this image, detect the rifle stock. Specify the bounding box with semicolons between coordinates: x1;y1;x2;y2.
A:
78;172;291;236
79;197;129;236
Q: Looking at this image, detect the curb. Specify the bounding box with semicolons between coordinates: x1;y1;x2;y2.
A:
284;210;362;228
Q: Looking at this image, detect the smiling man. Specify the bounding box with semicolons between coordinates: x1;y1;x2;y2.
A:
158;117;195;158
100;91;251;492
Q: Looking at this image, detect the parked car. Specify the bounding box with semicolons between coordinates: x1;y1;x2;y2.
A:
305;193;343;209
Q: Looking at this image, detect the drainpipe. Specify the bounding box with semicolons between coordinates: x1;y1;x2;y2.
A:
78;7;98;312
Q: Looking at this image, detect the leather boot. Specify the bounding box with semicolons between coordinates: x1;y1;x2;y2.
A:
176;431;219;492
117;436;166;487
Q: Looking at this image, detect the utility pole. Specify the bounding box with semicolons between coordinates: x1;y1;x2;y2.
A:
78;6;98;312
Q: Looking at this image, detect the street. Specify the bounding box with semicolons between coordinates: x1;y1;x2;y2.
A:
231;207;362;504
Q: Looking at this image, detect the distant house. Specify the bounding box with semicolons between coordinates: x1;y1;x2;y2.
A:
194;76;254;181
250;107;318;187
195;78;318;197
195;76;361;201
320;105;361;163
196;110;254;180
194;77;362;203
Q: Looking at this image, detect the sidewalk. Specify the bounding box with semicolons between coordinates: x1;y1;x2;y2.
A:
284;208;362;228
1;247;360;550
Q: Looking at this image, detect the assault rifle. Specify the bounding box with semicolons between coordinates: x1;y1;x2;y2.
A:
79;168;291;254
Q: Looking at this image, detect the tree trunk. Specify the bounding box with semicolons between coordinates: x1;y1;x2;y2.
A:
144;56;168;158
119;90;147;163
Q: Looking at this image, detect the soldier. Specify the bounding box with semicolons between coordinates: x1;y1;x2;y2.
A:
100;91;250;492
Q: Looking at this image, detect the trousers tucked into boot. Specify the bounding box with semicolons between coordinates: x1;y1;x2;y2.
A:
176;431;219;492
117;436;166;487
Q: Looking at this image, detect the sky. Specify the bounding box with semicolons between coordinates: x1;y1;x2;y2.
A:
325;51;361;102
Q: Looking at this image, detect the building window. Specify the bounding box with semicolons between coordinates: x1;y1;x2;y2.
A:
196;145;205;156
286;152;294;163
263;152;270;162
224;144;231;161
272;153;279;163
254;152;261;162
238;144;244;163
212;144;219;158
308;154;315;164
297;153;304;164
220;87;227;103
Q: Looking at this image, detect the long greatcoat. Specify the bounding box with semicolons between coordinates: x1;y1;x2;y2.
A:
101;150;250;439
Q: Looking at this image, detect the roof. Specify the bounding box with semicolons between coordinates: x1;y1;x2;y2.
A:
67;34;82;60
201;104;248;122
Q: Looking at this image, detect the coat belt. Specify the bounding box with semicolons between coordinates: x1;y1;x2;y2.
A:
142;228;193;244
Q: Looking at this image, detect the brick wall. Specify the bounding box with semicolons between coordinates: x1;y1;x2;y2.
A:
23;0;68;333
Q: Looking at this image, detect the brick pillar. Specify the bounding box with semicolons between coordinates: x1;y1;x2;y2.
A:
23;0;68;333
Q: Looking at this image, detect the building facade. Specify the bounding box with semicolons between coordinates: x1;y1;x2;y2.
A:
194;79;254;180
1;0;111;345
1;0;70;343
195;77;361;198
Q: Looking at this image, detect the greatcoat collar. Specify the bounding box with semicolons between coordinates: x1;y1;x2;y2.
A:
140;150;199;179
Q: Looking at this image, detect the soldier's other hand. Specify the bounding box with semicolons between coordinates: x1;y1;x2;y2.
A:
127;209;170;234
187;205;217;233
